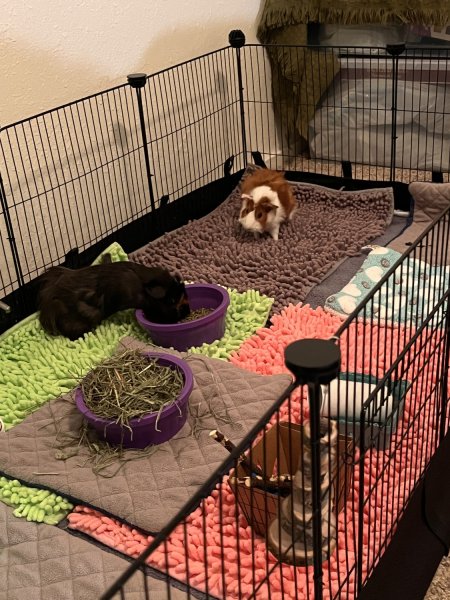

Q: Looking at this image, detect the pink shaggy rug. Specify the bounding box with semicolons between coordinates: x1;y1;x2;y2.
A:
67;304;444;600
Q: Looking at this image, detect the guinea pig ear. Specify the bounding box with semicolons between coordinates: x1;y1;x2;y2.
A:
264;203;278;213
146;284;166;300
100;253;112;264
82;289;102;308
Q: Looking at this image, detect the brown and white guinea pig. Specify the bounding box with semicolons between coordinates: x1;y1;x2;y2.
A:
238;169;296;241
38;256;190;341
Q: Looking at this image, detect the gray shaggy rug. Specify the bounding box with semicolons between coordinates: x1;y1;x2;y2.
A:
131;167;394;313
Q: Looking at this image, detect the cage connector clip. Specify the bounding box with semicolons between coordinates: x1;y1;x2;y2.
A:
229;30;246;48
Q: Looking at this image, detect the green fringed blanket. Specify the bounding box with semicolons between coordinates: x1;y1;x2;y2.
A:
0;243;273;526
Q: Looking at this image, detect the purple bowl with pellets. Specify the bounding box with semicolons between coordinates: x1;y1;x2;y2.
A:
135;283;230;351
75;352;194;449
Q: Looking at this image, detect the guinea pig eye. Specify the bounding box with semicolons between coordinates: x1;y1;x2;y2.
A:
256;209;263;220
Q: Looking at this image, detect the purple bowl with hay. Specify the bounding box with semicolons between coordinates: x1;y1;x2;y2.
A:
75;352;194;449
135;283;230;351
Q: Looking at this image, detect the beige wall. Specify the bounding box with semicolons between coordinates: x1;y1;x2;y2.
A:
1;0;262;125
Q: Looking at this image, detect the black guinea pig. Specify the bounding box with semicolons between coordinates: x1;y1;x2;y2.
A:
38;258;190;341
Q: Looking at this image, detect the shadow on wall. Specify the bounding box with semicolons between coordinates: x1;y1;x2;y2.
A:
0;23;252;295
135;22;260;199
135;16;279;171
131;23;250;207
0;39;142;294
0;39;122;126
1;12;262;127
133;15;273;174
136;20;260;76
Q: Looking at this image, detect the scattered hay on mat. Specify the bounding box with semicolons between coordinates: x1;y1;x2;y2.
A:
68;305;439;600
54;418;159;479
183;353;242;439
54;349;184;478
51;351;244;478
0;242;272;519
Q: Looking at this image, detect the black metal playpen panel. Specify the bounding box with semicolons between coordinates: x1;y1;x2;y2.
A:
1;33;450;599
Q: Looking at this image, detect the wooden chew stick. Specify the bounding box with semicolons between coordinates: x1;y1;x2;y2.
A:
209;429;264;477
210;429;294;495
229;475;292;496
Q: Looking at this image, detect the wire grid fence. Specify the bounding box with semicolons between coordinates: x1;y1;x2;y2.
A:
1;35;450;598
141;47;243;202
97;205;450;600
333;206;450;589
0;45;243;302
2;40;450;305
240;44;450;181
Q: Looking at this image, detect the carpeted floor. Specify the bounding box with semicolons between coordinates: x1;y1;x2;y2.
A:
306;211;450;599
425;556;450;599
2;172;450;600
285;156;450;185
64;303;444;600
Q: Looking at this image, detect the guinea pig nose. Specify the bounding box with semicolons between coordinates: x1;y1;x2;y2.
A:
180;304;190;318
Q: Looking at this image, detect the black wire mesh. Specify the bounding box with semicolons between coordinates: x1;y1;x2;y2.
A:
2;43;450;305
334;207;450;593
240;45;450;182
97;206;450;600
0;46;242;304
1;37;450;599
1;83;136;286
141;47;244;205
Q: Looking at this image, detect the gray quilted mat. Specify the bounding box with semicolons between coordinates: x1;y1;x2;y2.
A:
389;181;450;265
131;167;394;313
0;500;188;600
0;337;291;535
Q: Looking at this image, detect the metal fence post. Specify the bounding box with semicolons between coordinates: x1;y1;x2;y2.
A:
284;338;341;600
0;172;25;316
439;295;450;442
386;44;406;183
356;405;367;595
228;30;248;168
127;73;157;214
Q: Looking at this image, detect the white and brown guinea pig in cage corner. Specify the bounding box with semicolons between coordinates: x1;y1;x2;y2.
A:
238;168;296;240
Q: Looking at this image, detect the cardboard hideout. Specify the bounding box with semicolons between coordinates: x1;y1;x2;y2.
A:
229;421;354;538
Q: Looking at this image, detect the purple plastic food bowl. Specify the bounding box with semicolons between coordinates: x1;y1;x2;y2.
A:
75;352;194;449
135;283;230;351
